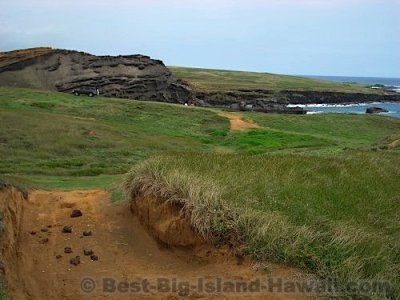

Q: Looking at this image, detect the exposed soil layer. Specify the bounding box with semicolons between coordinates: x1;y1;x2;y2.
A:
132;195;205;247
0;185;25;296
0;188;312;299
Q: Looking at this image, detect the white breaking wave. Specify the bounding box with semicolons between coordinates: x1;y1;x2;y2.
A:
288;103;375;108
306;111;323;115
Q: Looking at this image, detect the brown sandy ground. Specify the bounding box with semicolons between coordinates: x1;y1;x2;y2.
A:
218;112;261;132
1;189;314;299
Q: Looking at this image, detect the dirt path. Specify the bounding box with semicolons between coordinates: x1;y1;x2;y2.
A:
12;190;311;299
218;112;260;132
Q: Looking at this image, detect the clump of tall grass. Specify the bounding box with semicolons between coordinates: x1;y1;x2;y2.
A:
123;157;239;242
124;152;400;298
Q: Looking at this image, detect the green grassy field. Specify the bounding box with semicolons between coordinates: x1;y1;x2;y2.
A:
1;86;400;298
1;87;397;183
170;66;382;94
0;87;230;177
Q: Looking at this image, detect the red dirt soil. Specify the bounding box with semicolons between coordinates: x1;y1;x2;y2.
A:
0;188;313;299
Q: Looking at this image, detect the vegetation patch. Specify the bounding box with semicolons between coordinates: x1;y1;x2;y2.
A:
222;129;330;153
170;66;381;94
2;87;400;297
124;152;400;298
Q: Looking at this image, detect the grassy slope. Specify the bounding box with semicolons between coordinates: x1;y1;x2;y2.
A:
170;66;382;93
2;87;400;297
246;112;400;148
1;86;398;184
0;87;229;177
125;151;400;297
2;87;397;181
122;106;400;297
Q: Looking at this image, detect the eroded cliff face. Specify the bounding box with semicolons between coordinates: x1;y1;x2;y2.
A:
0;47;192;103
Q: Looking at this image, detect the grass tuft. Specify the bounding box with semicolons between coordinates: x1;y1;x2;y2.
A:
124;152;400;298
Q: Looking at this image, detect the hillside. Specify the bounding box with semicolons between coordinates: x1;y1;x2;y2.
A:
1;86;399;185
170;66;400;105
169;66;377;93
1;87;400;298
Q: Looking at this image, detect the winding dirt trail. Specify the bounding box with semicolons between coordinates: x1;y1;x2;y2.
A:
8;190;311;299
218;112;261;132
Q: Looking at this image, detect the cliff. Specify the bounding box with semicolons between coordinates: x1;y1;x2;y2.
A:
0;47;192;103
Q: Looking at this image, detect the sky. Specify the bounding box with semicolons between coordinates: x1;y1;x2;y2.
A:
0;0;399;77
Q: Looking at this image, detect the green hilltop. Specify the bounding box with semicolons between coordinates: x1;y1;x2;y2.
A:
169;66;382;93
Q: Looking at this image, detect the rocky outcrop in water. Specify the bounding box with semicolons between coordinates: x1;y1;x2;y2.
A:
0;47;192;103
366;107;389;114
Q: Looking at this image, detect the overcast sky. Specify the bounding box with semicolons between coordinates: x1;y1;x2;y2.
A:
1;0;399;77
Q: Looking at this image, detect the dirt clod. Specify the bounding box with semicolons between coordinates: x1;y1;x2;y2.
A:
39;238;49;244
62;226;72;233
64;247;73;254
70;256;80;266
83;249;94;256
0;260;5;273
90;255;98;261
40;228;48;232
56;255;62;259
82;230;92;236
70;210;82;218
29;231;37;235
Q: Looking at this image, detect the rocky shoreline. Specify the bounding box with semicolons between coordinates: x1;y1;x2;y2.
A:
195;89;400;114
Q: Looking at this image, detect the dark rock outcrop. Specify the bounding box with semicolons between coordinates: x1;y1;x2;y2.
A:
195;89;400;106
230;100;306;114
366;107;389;114
0;47;192;103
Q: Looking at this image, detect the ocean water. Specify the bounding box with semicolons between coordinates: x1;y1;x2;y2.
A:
288;103;400;118
302;75;400;92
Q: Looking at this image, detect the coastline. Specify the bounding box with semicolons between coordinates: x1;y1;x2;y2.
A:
288;102;400;118
196;90;400;106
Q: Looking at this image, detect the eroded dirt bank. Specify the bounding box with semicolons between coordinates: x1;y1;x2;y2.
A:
0;185;25;297
0;188;312;299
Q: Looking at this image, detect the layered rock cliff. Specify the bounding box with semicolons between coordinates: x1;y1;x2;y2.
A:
0;47;192;103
